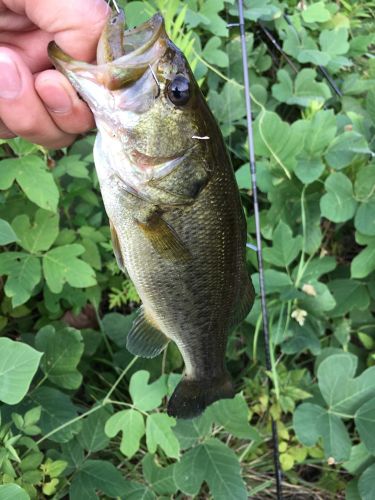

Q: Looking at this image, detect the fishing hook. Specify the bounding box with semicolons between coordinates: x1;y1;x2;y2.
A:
149;64;161;98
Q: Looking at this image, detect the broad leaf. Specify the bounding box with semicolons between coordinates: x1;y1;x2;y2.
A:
0;218;18;245
146;413;180;458
0;252;41;306
0;337;42;404
272;68;331;107
105;409;145;458
0;156;59;211
102;312;137;347
206;394;260;440
35;325;84;389
263;220;302;267
70;460;128;499
129;371;168;412
320;173;357;223
293;402;351;461
329;280;370;316
359;463;375;500
253;111;304;177
325;132;371;169
142;454;177;495
355;398;375;454
0;484;30;500
173;413;212;449
318;353;375;414
31;387;81;443
43;244;96;293
12;209;59;253
173;438;247;499
78;407;111;453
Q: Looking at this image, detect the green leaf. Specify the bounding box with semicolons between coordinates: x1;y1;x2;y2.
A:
0;337;42;404
31;387;81;443
329;279;370;316
0;484;30;500
142;454;177;495
263;221;302;267
0;252;41;306
202;36;228;67
146;413;180;459
253;111;304;177
302;1;331;23
320;28;350;57
252;270;292;294
351;244;375;278
318;354;375;414
325;132;371;169
129;371;168;412
105;409;145;458
320;172;357;223
173;438;247;499
359;463;375;500
293;402;351;461
0;218;18;245
78;407;110;453
102;312;136;347
119;481;156;500
70;460;128;499
355;201;375;236
35;325;84;389
12;209;59;253
173;413;212;449
43;244;96;293
272;68;331;107
355;398;375;455
0;156;59;211
206;394;260;440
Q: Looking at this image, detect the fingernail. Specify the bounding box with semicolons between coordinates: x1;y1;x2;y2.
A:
38;81;72;113
0;55;22;99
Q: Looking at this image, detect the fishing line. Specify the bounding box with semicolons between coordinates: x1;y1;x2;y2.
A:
236;1;283;497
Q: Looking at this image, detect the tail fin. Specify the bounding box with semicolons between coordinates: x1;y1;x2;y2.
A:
167;373;235;419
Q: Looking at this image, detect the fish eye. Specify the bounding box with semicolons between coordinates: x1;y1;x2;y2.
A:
167;75;190;106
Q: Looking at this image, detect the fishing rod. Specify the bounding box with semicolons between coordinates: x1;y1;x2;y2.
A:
236;1;284;498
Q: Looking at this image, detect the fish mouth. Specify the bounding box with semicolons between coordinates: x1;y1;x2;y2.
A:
48;12;167;90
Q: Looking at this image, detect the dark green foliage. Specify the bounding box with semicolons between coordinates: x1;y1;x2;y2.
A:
0;0;374;498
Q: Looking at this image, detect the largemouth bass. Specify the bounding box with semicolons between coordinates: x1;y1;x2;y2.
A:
48;10;254;419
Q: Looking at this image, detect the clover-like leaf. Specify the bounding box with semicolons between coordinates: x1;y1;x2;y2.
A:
129;371;168;412
146;413;180;458
0;252;41;307
12;209;59;253
105;409;145;458
43;244;96;293
35;325;84;389
320;172;358;223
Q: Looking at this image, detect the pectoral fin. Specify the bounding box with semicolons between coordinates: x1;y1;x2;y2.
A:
127;306;169;358
109;220;126;272
229;274;255;330
136;213;191;262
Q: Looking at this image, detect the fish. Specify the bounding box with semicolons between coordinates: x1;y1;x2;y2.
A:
48;9;254;419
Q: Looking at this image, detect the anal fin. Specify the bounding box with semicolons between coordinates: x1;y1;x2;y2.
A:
136;213;191;262
126;306;169;358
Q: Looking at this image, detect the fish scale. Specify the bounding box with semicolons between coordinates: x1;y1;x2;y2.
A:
48;9;254;418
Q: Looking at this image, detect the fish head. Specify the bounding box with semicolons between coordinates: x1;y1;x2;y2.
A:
48;10;212;189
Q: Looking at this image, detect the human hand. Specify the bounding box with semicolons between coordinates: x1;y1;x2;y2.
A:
0;0;109;148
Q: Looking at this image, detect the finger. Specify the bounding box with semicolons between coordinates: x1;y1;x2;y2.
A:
35;70;95;134
0;118;16;139
0;47;76;148
3;0;110;60
0;29;53;73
